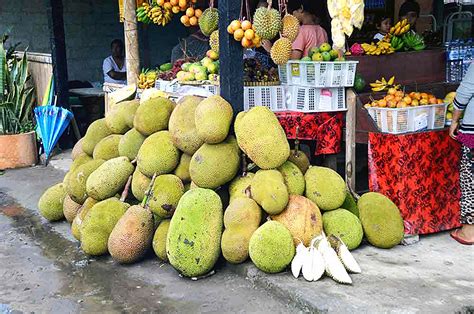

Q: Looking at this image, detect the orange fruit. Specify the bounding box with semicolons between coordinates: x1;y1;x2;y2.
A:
186;7;195;17
420;92;428;99
172;6;180;13
227;25;235;35
437;99;443;104
230;20;242;32
394;96;402;102
157;0;165;5
252;34;261;46
241;37;253;48
378;99;387;107
402;96;412;105
388;100;397;108
396;101;407;108
234;28;245;41
411;99;419;106
409;92;416;98
385;95;394;102
419;98;429;105
244;29;255;40
241;20;252;31
395;91;404;98
388;88;397;95
178;0;187;8
170;0;179;6
163;2;172;10
180;15;190;24
194;9;202;17
428;97;437;104
189;16;198;26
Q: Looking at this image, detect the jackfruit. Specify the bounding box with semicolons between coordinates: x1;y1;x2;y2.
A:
70;153;93;172
133;97;175;136
82;118;113;155
108;205;154;263
168;95;204;155
148;174;184;218
105;101;132;134
63;194;81;223
278;161;305;195
118;128;146;160
305;166;346;211
253;7;282;40
221;198;261;264
195;95;233;144
281;14;300;42
249;221;295;273
342;191;359;218
71;138;85;160
209;30;219;53
199;8;219;36
250;170;289;215
271;195;323;247
189;136;240;189
270;37;292;65
323;209;363;250
174;153;191;183
288;149;310;174
131;169;151;202
81;198;129;255
152;219;170;261
235;106;289;169
228;173;255;201
167;188;223;277
121;99;140;128
71;197;98;240
66;159;105;204
358;192;404;249
86;157;135;201
137;131;180;177
38;183;66;221
92;134;121;160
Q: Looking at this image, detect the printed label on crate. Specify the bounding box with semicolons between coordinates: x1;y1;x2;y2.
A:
291;64;301;78
414;113;428;131
319;89;333;111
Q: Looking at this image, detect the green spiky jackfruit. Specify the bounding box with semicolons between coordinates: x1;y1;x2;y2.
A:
235;106;289;169
195;95;233;144
133;97;175;136
118;128;146;160
38;183;66;221
71;197;98;241
148;174;184;218
131;169;151;202
70;153;93;172
251;170;289;215
189;136;240;189
253;7;282;40
198;8;219;36
305;166;346;211
92;134;121;160
168;96;204;155
323;208;363;250
82;118;113;155
108;205;154;263
228;173;255;201
358;192;404;249
81;198;129;255
278;161;305;195
105;101;133;134
152;219;170;261
288;149;310;174
71;138;85;160
167;188;223;277
86;157;134;201
63;194;81;223
66;159;105;204
249;221;295;273
342;191;359;218
137;131;180;177
173;153;191;182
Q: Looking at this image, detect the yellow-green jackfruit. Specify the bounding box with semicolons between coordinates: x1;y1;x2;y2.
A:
71;197;98;241
288;149;310;174
323;208;363;250
131;169;151;202
168;96;204;155
189;136;240;189
173;153;191;183
133;97;175;136
105;101;132;134
63;194;81;223
167;188;223;277
82;118;113;155
86;157;134;201
249;221;295;273
38;183;66;221
118;128;146;161
305;166;346;211
235;106;289;169
108;205;154;263
342;191;359;218
251;170;289;215
70;153;93;172
153;219;170;261
195;95;233;144
92;134;121;160
71;138;85;160
81;198;130;255
278;161;305;195
137;131;180;177
229;173;255;201
66;159;105;204
149;174;184;218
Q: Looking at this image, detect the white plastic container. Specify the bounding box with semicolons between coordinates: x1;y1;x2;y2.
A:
243;85;286;112
286;86;346;112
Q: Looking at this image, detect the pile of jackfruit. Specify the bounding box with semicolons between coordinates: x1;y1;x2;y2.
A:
38;92;405;281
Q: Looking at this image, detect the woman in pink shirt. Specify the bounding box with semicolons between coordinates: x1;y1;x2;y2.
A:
287;0;329;59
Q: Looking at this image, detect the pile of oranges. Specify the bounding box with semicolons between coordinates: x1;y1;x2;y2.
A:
227;20;262;49
157;0;196;14
365;88;444;109
180;7;202;27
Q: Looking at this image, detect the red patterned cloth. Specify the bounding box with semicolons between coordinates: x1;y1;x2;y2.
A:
275;111;344;155
368;130;462;235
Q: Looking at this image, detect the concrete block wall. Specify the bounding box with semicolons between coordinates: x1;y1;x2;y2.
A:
1;0;189;83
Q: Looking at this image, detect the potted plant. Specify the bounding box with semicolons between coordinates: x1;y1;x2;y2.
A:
0;34;37;169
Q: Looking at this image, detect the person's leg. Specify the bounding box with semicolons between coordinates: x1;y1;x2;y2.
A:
455;146;474;242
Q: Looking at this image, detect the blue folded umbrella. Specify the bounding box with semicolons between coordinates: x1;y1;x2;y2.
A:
34;105;73;163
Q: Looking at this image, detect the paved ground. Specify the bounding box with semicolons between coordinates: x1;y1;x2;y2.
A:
0;153;473;313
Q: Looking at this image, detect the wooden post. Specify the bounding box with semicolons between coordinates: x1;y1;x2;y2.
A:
218;0;243;113
124;0;140;85
345;89;357;191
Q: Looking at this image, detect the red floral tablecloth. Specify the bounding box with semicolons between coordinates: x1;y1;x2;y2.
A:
275;111;344;155
368;130;462;235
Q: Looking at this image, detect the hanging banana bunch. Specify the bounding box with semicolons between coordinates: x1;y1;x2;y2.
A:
136;1;173;26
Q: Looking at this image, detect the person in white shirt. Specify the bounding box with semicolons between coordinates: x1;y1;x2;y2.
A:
103;39;127;85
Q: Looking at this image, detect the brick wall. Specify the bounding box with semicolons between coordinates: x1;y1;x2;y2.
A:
1;0;189;82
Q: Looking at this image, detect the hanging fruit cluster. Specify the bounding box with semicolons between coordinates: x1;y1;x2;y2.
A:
227;20;262;49
180;7;202;27
156;0;196;14
138;69;158;89
136;2;173;26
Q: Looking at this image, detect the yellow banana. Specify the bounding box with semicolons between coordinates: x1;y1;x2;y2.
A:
387;76;395;85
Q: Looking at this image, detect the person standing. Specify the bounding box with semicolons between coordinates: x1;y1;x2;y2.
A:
449;63;474;245
398;0;420;32
103;39;127;85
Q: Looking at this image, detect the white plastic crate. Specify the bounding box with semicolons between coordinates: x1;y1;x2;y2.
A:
366;103;447;134
286;86;346;112
243;85;286;112
155;79;179;92
278;61;358;88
